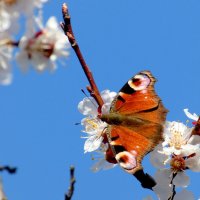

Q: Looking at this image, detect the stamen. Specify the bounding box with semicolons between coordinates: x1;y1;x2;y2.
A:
85;118;98;129
25;33;55;59
163;157;171;165
168;123;186;149
170;156;186;172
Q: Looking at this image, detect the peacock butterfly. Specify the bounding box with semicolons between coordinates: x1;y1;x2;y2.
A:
100;70;168;189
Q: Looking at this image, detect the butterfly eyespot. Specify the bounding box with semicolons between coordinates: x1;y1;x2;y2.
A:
115;151;137;170
128;74;150;91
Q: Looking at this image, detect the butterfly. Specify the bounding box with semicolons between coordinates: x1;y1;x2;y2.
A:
100;70;168;189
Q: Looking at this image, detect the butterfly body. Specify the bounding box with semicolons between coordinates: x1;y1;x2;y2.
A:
100;70;167;188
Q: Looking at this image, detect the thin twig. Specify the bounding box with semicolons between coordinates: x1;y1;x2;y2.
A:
65;166;76;200
0;39;19;47
168;172;177;200
0;166;17;174
61;3;104;112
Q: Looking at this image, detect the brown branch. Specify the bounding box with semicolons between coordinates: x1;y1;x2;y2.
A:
0;39;19;47
65;166;76;200
61;3;104;112
0;165;17;174
168;173;177;200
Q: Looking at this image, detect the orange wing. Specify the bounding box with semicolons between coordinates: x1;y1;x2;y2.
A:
101;71;167;175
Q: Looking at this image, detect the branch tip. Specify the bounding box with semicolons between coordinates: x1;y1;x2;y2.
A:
62;3;70;22
0;166;17;174
65;166;76;200
61;3;104;111
62;3;68;14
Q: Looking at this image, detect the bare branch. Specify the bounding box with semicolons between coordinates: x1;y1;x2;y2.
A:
61;3;104;112
0;166;17;174
0;39;19;47
168;173;177;200
65;166;76;200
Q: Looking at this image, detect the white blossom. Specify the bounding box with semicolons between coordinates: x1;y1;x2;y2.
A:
150;121;200;185
161;121;196;156
153;169;175;200
150;109;200;199
0;34;13;85
16;16;70;72
0;1;19;32
1;0;47;15
91;143;117;172
150;170;193;200
78;90;117;153
78;90;117;116
81;117;107;153
0;0;47;32
184;150;200;172
0;8;11;32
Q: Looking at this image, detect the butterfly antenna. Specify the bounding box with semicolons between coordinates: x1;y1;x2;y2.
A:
81;89;98;109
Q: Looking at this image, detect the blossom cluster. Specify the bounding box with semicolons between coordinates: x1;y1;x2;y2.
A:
145;109;200;200
78;90;200;199
0;0;70;85
0;0;48;34
78;90;117;171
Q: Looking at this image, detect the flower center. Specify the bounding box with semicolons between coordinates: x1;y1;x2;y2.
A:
26;31;55;59
85;118;98;130
26;40;54;59
169;128;186;149
170;156;186;172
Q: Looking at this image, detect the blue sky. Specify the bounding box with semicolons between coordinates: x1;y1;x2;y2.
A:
0;0;200;199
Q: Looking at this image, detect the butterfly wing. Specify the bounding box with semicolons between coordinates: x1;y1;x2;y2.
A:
102;71;167;175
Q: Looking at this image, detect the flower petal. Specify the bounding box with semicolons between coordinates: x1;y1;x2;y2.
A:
188;135;200;145
174;189;194;200
78;97;98;116
173;172;190;187
154;169;171;185
101;103;111;114
185;151;200;172
142;196;154;200
84;135;103;153
180;144;199;157
101;90;117;104
91;158;116;172
184;108;198;121
153;169;174;200
150;145;169;168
